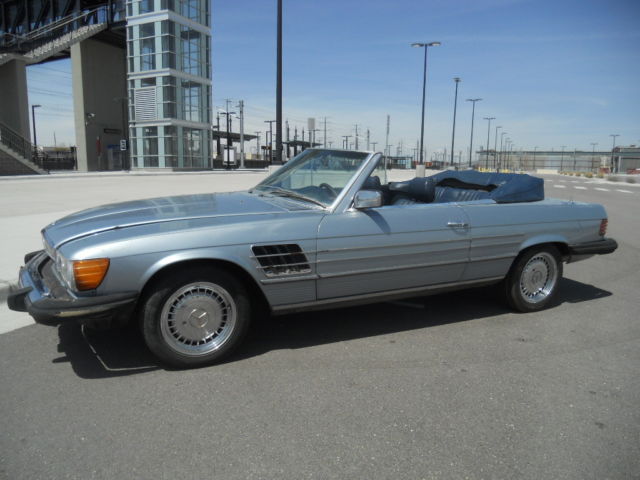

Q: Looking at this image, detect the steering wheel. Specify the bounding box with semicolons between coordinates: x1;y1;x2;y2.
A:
318;183;337;199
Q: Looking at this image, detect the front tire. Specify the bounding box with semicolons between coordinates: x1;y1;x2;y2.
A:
140;266;251;368
504;246;562;312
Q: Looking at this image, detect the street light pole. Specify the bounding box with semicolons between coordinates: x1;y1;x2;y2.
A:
275;0;283;164
483;116;495;169
494;125;502;170
450;77;461;166
31;104;41;153
500;131;507;169
411;41;441;164
466;98;482;168
609;134;620;173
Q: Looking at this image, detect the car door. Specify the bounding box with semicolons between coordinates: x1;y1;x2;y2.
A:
456;201;526;281
315;202;471;299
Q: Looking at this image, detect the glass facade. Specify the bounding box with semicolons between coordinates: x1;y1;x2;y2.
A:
126;0;212;169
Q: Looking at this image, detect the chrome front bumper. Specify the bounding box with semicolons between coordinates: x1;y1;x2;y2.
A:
8;251;138;326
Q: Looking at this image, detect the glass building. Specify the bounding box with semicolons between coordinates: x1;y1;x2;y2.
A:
126;0;212;168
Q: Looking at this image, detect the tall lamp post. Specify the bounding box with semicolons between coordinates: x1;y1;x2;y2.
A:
494;125;502;170
609;134;620;173
411;41;441;165
499;131;507;169
275;0;283;164
31;104;41;154
466;98;482;168
590;142;598;172
450;77;461;166
480;117;496;170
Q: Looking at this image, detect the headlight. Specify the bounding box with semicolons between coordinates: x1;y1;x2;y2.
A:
56;253;75;290
55;254;110;292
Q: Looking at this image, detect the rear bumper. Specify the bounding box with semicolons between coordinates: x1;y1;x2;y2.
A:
7;251;138;327
568;238;618;256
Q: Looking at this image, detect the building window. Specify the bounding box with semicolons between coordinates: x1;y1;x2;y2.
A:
180;26;201;76
181;80;201;122
143;126;159;167
183;127;202;168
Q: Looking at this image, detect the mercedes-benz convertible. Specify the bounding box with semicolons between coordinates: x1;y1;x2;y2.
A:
8;149;617;367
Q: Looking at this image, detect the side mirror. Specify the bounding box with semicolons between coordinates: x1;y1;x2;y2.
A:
353;190;383;209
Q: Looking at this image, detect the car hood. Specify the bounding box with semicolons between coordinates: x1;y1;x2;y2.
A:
43;191;291;249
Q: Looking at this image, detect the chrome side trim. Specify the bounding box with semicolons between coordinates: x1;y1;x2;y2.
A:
318;257;470;279
260;274;320;284
316;246;469;265
272;276;504;314
469;253;517;262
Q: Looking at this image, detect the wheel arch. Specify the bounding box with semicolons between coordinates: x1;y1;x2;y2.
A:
138;256;271;316
518;235;570;260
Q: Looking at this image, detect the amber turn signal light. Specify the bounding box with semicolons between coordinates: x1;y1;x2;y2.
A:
73;259;110;291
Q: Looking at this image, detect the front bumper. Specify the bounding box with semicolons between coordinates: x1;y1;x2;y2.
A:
7;251;138;327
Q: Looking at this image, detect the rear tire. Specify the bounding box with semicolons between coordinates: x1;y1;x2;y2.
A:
504;246;562;312
140;266;251;368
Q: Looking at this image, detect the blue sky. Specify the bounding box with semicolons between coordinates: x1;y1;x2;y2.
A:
28;0;639;159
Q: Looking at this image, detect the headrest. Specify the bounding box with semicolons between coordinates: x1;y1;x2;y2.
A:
388;177;435;203
362;175;381;190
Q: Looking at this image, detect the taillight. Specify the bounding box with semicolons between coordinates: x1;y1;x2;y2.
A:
599;219;608;236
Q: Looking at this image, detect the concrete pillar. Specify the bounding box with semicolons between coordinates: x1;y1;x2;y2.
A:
0;59;31;140
71;38;126;171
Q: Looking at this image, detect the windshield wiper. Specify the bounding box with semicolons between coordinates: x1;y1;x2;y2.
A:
257;186;326;208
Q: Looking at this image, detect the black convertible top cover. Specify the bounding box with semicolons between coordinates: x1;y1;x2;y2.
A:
428;170;544;203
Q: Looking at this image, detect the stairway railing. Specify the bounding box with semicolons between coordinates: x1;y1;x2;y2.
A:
0;121;48;170
0;1;125;54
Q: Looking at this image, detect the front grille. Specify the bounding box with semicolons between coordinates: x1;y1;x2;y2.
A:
252;244;311;277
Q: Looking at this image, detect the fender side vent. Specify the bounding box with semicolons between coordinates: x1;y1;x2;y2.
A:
252;244;311;277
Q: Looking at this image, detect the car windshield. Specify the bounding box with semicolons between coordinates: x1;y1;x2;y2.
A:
253;149;370;207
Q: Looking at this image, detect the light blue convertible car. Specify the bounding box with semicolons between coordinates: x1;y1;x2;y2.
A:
9;149;617;367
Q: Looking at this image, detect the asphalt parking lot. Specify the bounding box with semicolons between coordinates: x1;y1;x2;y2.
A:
1;171;638;480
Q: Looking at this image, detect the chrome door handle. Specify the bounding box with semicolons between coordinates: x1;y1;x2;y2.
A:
447;221;468;228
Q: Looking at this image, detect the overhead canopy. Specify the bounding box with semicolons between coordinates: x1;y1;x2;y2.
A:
212;131;257;142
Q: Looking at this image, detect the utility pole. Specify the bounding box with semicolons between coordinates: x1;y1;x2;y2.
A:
265;120;275;163
254;131;261;160
366;128;370;150
450;77;461;165
342;135;351;149
560;145;566;171
354;124;359;150
285;119;290;160
371;141;377;151
609;134;620;172
323;117;327;148
385;115;390;159
237;100;245;168
275;0;283;164
590;142;598;172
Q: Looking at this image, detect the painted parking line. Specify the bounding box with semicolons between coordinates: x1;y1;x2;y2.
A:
574;186;587;190
616;189;633;194
553;184;567;188
595;188;610;192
